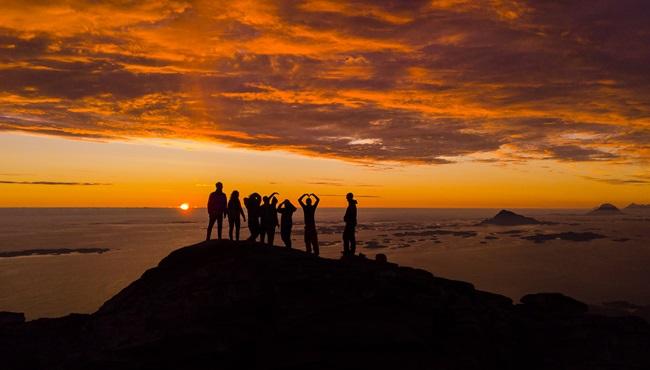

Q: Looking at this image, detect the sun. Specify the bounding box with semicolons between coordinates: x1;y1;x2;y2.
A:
179;203;190;210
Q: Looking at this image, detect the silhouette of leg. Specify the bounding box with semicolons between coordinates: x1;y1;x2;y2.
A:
206;214;216;241
312;232;319;256
228;218;234;240
216;216;223;240
281;226;291;248
235;219;240;241
260;226;266;244
350;230;356;255
267;227;275;246
247;220;256;241
304;229;312;254
343;225;355;256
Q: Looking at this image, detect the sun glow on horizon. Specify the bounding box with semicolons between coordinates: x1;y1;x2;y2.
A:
179;203;190;211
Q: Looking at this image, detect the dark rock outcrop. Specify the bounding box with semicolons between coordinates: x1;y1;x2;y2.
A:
520;293;588;317
587;203;623;215
0;240;648;370
0;312;25;327
480;210;541;226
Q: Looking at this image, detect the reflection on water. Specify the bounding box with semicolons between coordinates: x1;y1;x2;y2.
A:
0;208;649;319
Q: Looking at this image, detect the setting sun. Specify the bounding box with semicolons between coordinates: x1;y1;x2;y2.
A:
179;203;190;211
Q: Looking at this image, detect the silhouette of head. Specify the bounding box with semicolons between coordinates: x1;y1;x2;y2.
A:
346;192;354;201
306;197;312;206
215;182;223;192
263;196;269;204
231;190;239;199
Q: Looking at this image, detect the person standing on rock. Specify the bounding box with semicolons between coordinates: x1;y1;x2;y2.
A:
299;193;320;256
244;192;262;241
262;192;279;246
343;192;357;256
259;196;270;244
277;199;297;248
227;190;246;241
206;182;227;241
259;192;278;245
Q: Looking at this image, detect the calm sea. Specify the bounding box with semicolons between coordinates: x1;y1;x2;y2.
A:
1;208;649;319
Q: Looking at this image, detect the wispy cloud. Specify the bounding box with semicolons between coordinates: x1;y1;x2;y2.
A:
582;176;650;185
0;180;112;186
319;194;380;198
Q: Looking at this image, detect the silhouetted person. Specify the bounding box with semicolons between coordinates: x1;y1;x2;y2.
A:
299;193;320;256
207;182;227;241
244;192;262;241
343;192;357;256
277;199;297;248
259;196;269;244
227;190;246;241
260;192;279;245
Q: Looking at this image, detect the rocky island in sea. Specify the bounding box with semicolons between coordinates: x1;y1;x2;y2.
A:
587;203;624;215
1;240;648;370
479;209;542;226
625;203;650;211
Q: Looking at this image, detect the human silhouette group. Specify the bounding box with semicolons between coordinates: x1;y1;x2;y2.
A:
206;182;357;256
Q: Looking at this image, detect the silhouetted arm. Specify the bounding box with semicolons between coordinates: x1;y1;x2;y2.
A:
240;204;246;221
311;193;320;207
298;193;307;207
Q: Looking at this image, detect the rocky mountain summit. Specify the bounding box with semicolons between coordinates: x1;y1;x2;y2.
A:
1;240;649;370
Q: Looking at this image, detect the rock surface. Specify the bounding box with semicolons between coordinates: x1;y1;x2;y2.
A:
1;240;649;370
480;210;541;226
588;203;623;215
0;312;25;327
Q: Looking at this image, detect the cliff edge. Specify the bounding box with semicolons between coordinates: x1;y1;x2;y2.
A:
1;240;648;370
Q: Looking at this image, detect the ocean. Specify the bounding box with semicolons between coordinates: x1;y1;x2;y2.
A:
1;207;649;319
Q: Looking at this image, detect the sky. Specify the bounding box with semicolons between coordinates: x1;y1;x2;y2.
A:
0;0;649;208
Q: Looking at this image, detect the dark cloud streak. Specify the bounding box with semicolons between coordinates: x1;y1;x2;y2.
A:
0;180;112;186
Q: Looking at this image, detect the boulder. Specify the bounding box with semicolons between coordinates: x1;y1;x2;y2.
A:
0;312;25;326
520;293;588;316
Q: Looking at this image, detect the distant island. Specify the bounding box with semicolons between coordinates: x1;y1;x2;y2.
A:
587;203;623;216
1;240;648;369
479;209;541;226
625;203;650;211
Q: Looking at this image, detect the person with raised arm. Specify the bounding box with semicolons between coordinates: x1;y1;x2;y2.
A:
298;193;320;256
262;192;279;246
260;192;278;245
227;190;246;241
244;192;262;241
277;199;297;248
342;192;357;256
206;182;227;241
259;195;270;244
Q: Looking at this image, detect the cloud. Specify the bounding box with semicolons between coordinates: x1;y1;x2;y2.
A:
0;180;112;186
583;174;650;185
319;194;380;198
0;0;649;165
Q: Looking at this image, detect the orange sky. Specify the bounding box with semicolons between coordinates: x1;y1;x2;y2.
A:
0;1;648;207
